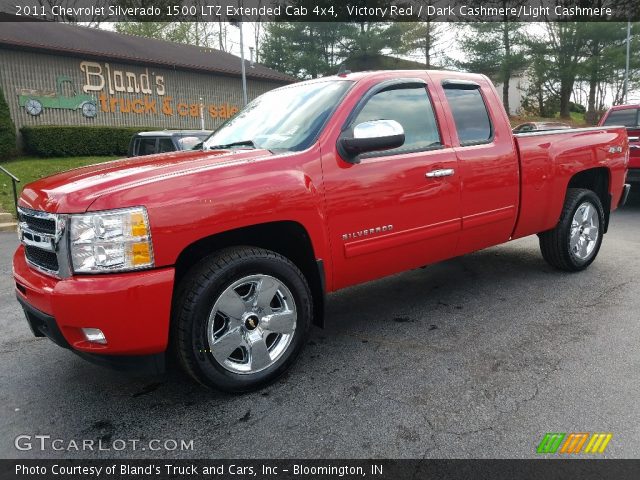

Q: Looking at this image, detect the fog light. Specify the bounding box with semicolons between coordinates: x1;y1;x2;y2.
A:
82;328;107;344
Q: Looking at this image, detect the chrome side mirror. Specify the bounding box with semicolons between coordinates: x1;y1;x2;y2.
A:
338;119;405;163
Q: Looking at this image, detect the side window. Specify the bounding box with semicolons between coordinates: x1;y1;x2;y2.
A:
443;87;492;145
139;138;157;156
158;138;175;153
603;109;638;127
352;86;441;155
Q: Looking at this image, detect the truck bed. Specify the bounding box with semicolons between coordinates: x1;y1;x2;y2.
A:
512;126;628;239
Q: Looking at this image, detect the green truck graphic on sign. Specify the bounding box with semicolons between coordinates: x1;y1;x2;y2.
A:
18;75;97;118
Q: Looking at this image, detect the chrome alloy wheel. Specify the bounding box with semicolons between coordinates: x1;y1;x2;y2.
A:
570;202;599;260
207;274;297;374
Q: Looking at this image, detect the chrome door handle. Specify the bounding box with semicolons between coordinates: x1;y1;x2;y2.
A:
426;168;455;178
630;145;640;150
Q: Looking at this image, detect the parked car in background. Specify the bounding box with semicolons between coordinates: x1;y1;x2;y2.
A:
599;104;640;184
128;130;212;157
512;122;572;134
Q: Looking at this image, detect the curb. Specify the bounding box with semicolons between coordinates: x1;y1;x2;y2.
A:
0;211;17;232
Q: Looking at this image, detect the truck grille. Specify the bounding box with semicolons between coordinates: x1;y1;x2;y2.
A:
18;210;56;234
24;246;59;272
17;207;65;276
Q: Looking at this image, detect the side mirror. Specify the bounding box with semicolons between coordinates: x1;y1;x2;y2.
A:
338;119;405;163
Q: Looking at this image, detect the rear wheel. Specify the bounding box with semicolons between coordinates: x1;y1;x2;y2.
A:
172;247;312;392
539;188;605;271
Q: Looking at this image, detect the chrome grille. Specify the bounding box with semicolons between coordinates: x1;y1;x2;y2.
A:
17;210;55;234
25;245;59;272
18;207;68;277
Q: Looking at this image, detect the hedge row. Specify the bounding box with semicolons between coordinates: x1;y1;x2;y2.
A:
0;86;17;158
21;126;162;157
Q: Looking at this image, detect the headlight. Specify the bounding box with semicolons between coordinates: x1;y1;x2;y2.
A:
69;207;154;273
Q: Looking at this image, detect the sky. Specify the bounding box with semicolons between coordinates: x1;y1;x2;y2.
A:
100;21;637;108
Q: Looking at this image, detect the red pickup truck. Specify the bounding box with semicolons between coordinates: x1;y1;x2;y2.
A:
598;103;640;184
13;70;631;392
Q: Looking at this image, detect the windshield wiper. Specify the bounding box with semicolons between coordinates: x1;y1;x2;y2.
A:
208;140;256;150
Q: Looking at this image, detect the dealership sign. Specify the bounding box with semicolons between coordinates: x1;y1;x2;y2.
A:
80;61;239;119
17;61;239;120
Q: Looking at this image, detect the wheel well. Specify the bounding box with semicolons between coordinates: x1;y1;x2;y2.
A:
173;221;325;327
567;167;611;232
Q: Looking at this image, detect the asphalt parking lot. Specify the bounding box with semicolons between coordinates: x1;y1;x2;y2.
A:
1;191;639;459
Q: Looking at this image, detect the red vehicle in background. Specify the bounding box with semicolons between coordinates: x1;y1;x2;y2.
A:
13;70;631;392
599;104;640;184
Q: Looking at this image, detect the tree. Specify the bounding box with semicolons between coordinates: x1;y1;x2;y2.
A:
260;23;350;78
457;21;527;115
578;22;628;122
397;20;449;68
0;86;17;159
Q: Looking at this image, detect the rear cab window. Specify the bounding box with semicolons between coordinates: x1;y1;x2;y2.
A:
443;84;493;145
603;108;639;127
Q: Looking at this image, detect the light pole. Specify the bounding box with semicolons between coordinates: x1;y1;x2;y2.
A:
230;2;248;107
624;20;631;104
199;97;205;130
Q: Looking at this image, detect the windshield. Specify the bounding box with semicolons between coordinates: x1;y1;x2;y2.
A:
204;80;352;152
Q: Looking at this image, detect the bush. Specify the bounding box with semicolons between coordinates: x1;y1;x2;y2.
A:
0;86;17;158
21;126;162;157
570;102;586;114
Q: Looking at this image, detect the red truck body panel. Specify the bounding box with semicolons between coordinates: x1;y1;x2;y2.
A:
13;70;629;357
598;104;640;168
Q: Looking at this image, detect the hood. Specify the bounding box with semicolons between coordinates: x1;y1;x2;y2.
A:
18;149;275;213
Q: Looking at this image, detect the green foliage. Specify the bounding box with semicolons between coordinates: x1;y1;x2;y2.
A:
21;126;157;157
260;20;409;79
457;20;528;115
0;86;17;159
0;156;117;216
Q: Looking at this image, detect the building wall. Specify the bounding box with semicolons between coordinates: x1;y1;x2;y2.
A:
495;74;531;116
0;48;287;146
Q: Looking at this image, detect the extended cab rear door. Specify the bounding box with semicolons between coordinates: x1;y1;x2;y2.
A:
428;73;520;255
321;77;461;290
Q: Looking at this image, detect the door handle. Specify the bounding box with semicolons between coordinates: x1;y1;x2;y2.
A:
426;168;455;178
630;145;640;150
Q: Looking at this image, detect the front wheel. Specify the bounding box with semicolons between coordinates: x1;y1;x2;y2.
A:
172;247;312;392
539;188;605;271
81;101;97;118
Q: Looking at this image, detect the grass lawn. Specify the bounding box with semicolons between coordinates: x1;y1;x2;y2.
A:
0;156;117;217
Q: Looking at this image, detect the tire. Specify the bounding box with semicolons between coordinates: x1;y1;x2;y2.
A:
539;188;605;272
25;99;42;116
172;247;312;392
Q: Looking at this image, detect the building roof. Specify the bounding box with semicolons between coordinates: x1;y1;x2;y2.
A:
0;16;294;83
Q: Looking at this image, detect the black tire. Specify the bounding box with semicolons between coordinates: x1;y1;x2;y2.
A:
539;188;605;272
172;247;312;392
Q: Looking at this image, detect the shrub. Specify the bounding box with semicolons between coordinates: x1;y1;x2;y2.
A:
0;86;17;158
21;126;162;157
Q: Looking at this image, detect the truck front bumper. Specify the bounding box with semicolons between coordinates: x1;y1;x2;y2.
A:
13;246;175;373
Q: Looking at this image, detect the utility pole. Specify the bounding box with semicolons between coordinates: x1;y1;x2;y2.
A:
230;1;248;107
624;20;631;104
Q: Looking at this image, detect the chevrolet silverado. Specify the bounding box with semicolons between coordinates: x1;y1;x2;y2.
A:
13;70;631;391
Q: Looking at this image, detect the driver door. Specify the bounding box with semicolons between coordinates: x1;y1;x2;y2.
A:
322;80;462;289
